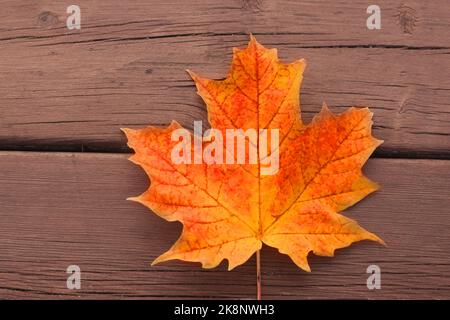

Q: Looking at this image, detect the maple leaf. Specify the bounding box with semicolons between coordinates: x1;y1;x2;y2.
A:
122;35;384;274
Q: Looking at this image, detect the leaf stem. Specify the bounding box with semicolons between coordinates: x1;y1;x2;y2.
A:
256;249;261;300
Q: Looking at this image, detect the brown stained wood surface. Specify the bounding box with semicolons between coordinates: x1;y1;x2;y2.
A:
0;152;449;299
0;0;449;299
0;0;449;153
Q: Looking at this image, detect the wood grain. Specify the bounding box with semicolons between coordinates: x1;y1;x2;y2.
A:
1;0;449;154
1;0;449;301
0;151;449;299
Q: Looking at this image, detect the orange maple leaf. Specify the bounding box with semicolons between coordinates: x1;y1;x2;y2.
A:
122;36;384;274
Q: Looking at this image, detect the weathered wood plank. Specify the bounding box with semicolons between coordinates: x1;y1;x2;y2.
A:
1;0;449;47
0;151;449;299
0;1;450;154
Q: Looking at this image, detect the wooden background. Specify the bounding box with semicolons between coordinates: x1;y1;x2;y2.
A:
0;0;449;299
